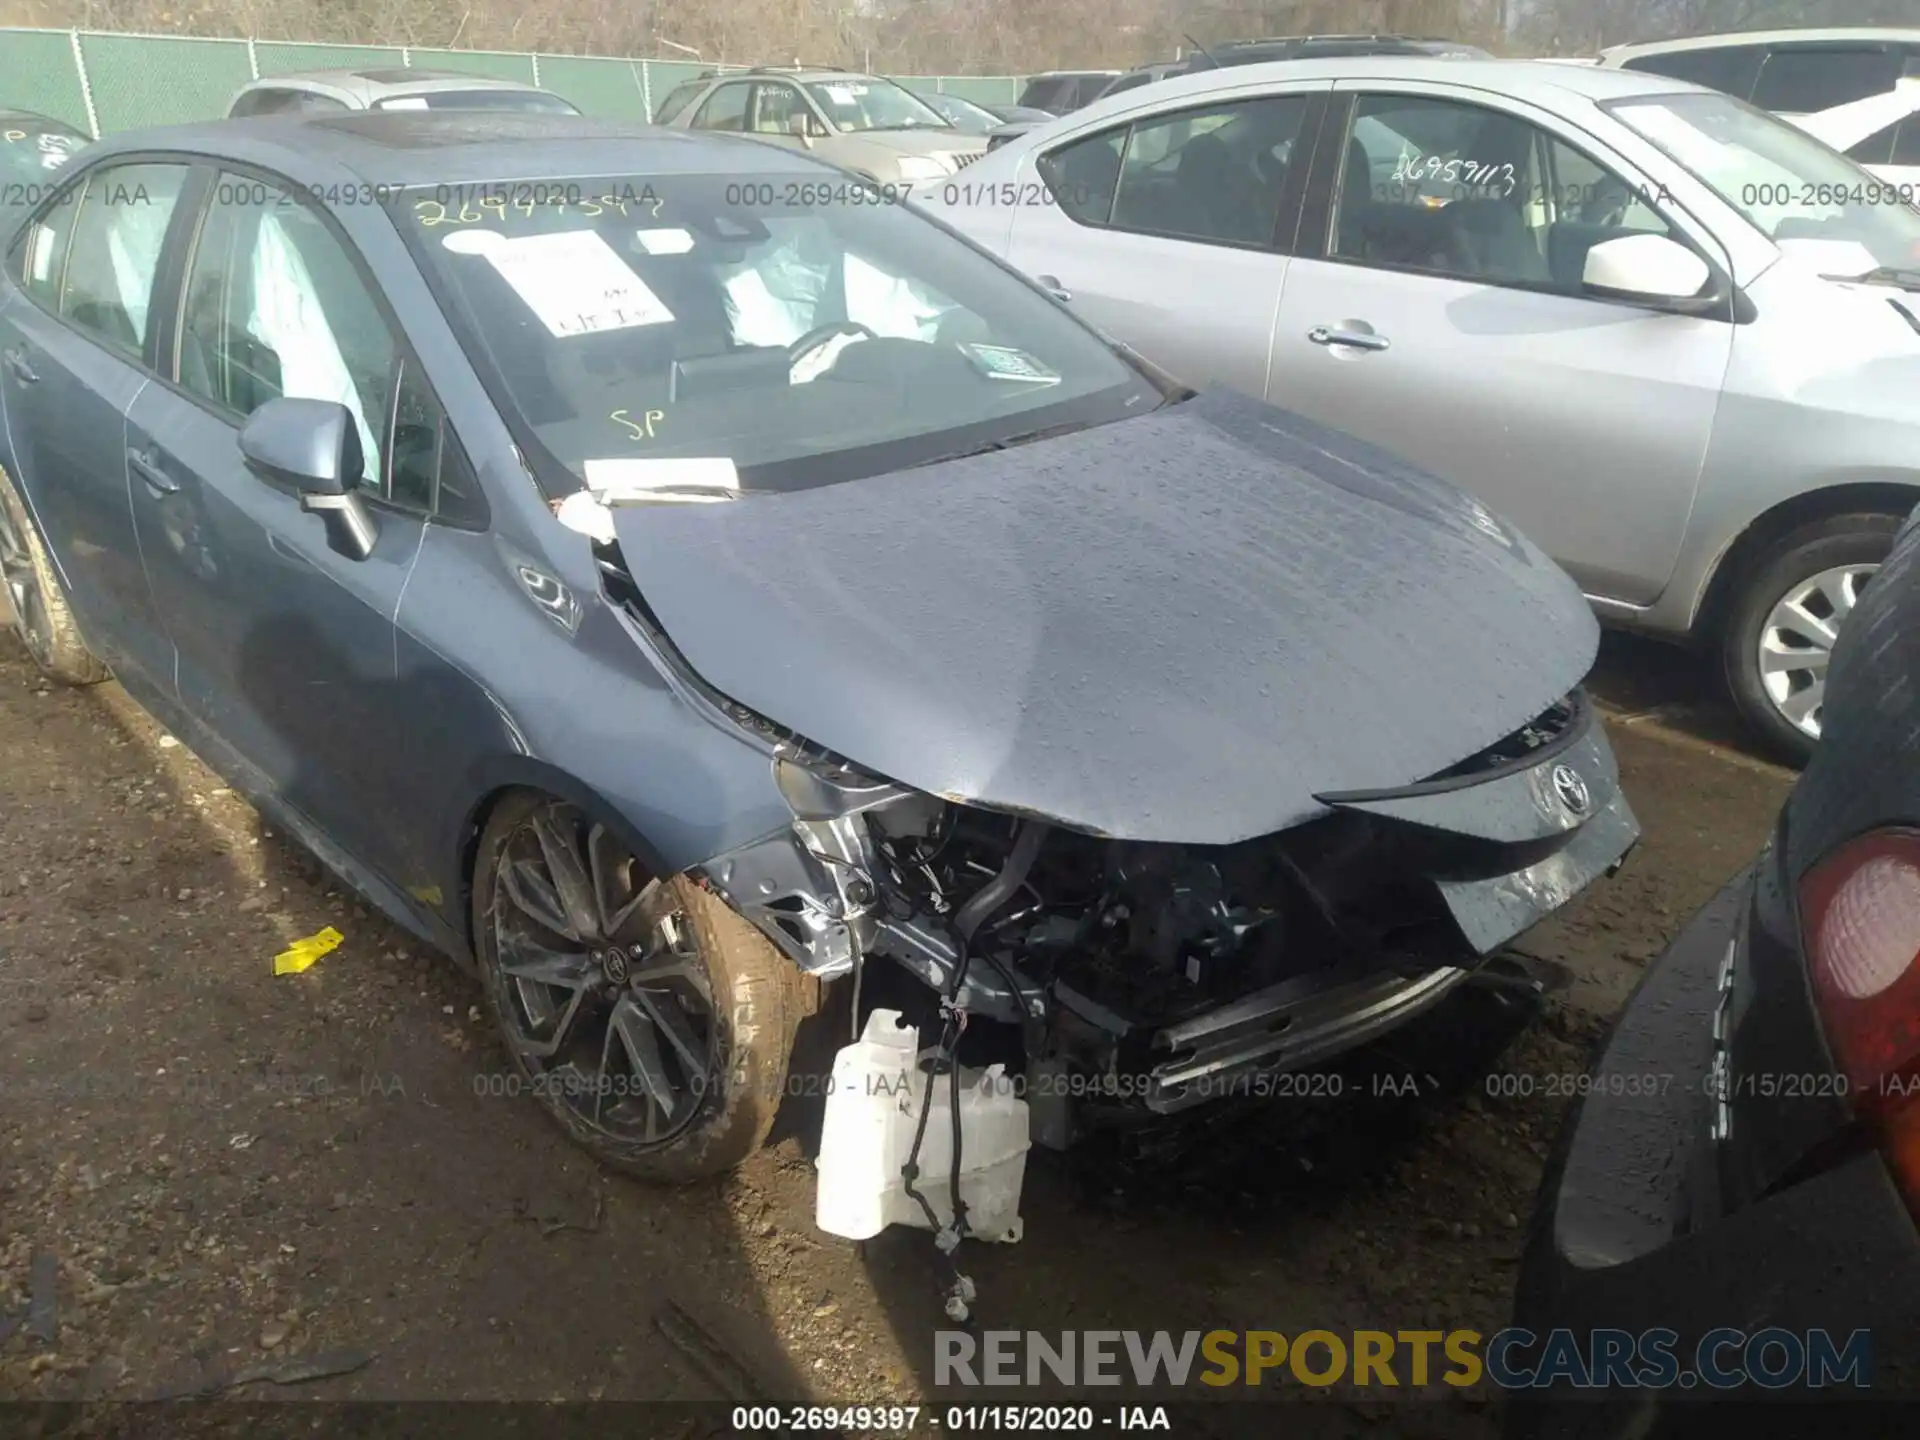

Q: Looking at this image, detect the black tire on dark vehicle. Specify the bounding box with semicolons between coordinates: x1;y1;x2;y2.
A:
1722;510;1904;766
0;460;110;686
471;790;813;1183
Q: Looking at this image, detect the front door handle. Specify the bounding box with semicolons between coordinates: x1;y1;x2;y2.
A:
1035;274;1072;303
3;348;38;385
127;447;179;496
1307;326;1390;352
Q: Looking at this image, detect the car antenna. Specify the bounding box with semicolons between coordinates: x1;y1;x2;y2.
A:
1182;33;1222;68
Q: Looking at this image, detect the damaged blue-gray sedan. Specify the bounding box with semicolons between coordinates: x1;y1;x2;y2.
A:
0;113;1637;1180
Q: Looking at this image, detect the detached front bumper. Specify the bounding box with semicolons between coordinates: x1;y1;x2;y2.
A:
1507;868;1920;1437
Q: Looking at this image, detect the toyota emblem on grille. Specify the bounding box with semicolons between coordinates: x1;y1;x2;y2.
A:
1550;764;1591;816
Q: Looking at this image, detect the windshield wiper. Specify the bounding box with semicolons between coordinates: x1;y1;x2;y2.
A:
1825;265;1920;291
908;420;1094;469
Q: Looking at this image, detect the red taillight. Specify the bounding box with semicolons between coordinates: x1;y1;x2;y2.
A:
1801;829;1920;1210
1803;829;1920;1096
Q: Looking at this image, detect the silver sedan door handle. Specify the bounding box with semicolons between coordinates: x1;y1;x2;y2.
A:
1307;326;1390;352
1035;274;1072;303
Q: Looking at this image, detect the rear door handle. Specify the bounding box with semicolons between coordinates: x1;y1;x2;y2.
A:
127;447;179;496
1307;326;1390;352
3;348;38;384
1035;274;1072;303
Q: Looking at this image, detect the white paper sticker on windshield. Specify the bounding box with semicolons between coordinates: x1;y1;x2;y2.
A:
441;228;505;255
635;227;696;255
381;96;430;110
825;85;859;104
584;456;740;503
478;230;675;337
957;342;1060;385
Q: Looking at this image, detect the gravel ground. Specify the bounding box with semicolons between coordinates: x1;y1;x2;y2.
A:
0;631;1794;1432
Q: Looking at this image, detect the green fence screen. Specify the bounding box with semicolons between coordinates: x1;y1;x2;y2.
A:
0;25;1029;137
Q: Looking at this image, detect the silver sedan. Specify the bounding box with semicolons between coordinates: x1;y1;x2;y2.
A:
916;57;1920;761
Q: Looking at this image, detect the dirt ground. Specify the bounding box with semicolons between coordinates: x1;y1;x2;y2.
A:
0;628;1795;1432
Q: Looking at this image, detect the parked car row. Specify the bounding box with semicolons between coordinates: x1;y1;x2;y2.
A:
650;67;991;187
991;34;1498;149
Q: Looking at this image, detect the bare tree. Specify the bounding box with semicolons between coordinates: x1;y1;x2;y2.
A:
20;0;1912;71
1518;0;1920;55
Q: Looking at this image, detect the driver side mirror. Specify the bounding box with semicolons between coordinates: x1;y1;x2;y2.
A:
1582;233;1721;313
788;113;824;145
238;397;380;561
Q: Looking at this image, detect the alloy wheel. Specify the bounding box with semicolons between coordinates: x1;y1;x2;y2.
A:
1756;562;1877;742
489;804;719;1147
0;491;51;665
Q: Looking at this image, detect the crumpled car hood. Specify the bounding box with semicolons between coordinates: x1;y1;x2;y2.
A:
612;389;1599;845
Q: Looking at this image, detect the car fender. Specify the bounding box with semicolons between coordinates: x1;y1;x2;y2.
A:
1658;464;1920;638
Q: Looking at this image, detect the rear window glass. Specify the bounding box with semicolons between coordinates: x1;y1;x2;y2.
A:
1751;47;1902;113
654;80;705;124
1621;45;1766;98
374;90;579;114
1018;79;1064;110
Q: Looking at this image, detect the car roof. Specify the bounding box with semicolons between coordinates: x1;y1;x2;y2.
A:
1021;54;1710;129
1600;27;1920;61
78;112;832;188
237;67;547;101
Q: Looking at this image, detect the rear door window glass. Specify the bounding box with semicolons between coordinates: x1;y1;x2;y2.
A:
1019;79;1064;110
1109;95;1308;247
1621;46;1766;99
693;83;751;133
56;161;188;355
1037;128;1124;225
654;80;705;125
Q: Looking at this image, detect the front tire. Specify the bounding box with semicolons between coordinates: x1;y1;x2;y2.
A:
0;460;109;685
472;792;811;1182
1722;511;1900;764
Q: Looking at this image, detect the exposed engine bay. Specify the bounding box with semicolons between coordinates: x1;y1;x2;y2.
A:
688;684;1636;1141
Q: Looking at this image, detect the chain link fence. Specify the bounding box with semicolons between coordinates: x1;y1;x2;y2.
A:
0;25;1027;137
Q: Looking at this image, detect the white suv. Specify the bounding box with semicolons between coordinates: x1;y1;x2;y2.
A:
1598;28;1920;116
654;68;985;188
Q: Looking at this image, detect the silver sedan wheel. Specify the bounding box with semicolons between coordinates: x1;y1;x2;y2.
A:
1756;562;1877;741
0;485;51;666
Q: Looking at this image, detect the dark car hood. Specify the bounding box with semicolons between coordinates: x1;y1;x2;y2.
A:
612;389;1599;845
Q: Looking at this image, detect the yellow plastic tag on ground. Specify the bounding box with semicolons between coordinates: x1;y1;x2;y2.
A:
273;926;343;976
